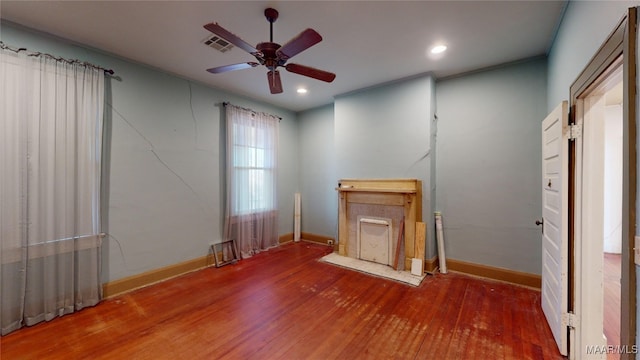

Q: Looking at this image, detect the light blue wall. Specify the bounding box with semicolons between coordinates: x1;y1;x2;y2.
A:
436;58;547;275
297;75;436;255
1;22;299;282
547;1;640;112
297;104;337;239
334;75;436;257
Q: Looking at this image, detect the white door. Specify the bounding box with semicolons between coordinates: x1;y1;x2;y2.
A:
541;101;569;356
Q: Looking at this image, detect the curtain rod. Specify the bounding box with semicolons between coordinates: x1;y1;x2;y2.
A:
0;41;115;75
223;101;282;121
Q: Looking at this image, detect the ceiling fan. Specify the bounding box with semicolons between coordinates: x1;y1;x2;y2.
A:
203;8;336;94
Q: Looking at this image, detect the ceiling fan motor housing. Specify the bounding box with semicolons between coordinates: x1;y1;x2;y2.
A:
256;42;284;70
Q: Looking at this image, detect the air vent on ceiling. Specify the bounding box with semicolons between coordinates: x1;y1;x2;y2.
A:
203;35;234;53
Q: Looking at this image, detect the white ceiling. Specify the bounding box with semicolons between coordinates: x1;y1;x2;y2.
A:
0;1;567;112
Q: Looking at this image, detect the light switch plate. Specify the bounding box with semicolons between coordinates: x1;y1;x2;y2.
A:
635;236;640;265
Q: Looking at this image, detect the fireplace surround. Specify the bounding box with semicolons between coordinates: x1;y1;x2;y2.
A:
336;179;422;271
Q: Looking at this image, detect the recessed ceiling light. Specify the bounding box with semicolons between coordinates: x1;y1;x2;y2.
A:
297;88;308;94
430;45;447;54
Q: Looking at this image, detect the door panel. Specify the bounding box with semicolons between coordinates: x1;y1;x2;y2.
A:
541;101;569;356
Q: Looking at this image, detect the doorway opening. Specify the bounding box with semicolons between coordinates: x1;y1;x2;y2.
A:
575;58;624;359
602;80;623;359
540;8;637;359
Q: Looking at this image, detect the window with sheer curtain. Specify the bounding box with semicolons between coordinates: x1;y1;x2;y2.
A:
224;104;279;258
231;121;276;215
0;45;104;335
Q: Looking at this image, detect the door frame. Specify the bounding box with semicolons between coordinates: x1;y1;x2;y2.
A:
569;7;636;358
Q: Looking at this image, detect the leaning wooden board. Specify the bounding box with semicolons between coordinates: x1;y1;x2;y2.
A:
393;217;405;270
415;221;426;274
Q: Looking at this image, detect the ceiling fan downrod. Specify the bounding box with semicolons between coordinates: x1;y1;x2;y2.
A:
265;8;279;43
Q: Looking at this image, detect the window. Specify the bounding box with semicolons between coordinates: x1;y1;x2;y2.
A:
225;105;278;217
232;121;276;215
224;104;279;257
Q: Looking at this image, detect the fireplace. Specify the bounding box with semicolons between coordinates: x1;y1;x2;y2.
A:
336;179;422;271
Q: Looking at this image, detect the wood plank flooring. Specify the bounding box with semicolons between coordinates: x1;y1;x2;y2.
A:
1;242;564;359
604;252;621;360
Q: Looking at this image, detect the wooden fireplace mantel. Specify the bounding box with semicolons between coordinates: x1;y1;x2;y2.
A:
336;179;422;270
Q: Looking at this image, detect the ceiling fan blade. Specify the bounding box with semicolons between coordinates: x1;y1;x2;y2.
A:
207;62;259;74
276;28;322;60
267;70;283;94
204;22;261;56
285;63;336;83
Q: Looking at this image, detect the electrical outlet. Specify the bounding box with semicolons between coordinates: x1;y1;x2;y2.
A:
635;236;640;265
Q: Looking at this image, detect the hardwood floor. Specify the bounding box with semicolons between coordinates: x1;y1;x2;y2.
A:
1;242;564;359
604;252;622;360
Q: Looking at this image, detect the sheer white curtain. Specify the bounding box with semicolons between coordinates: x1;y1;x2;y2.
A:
0;47;104;335
224;104;279;258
